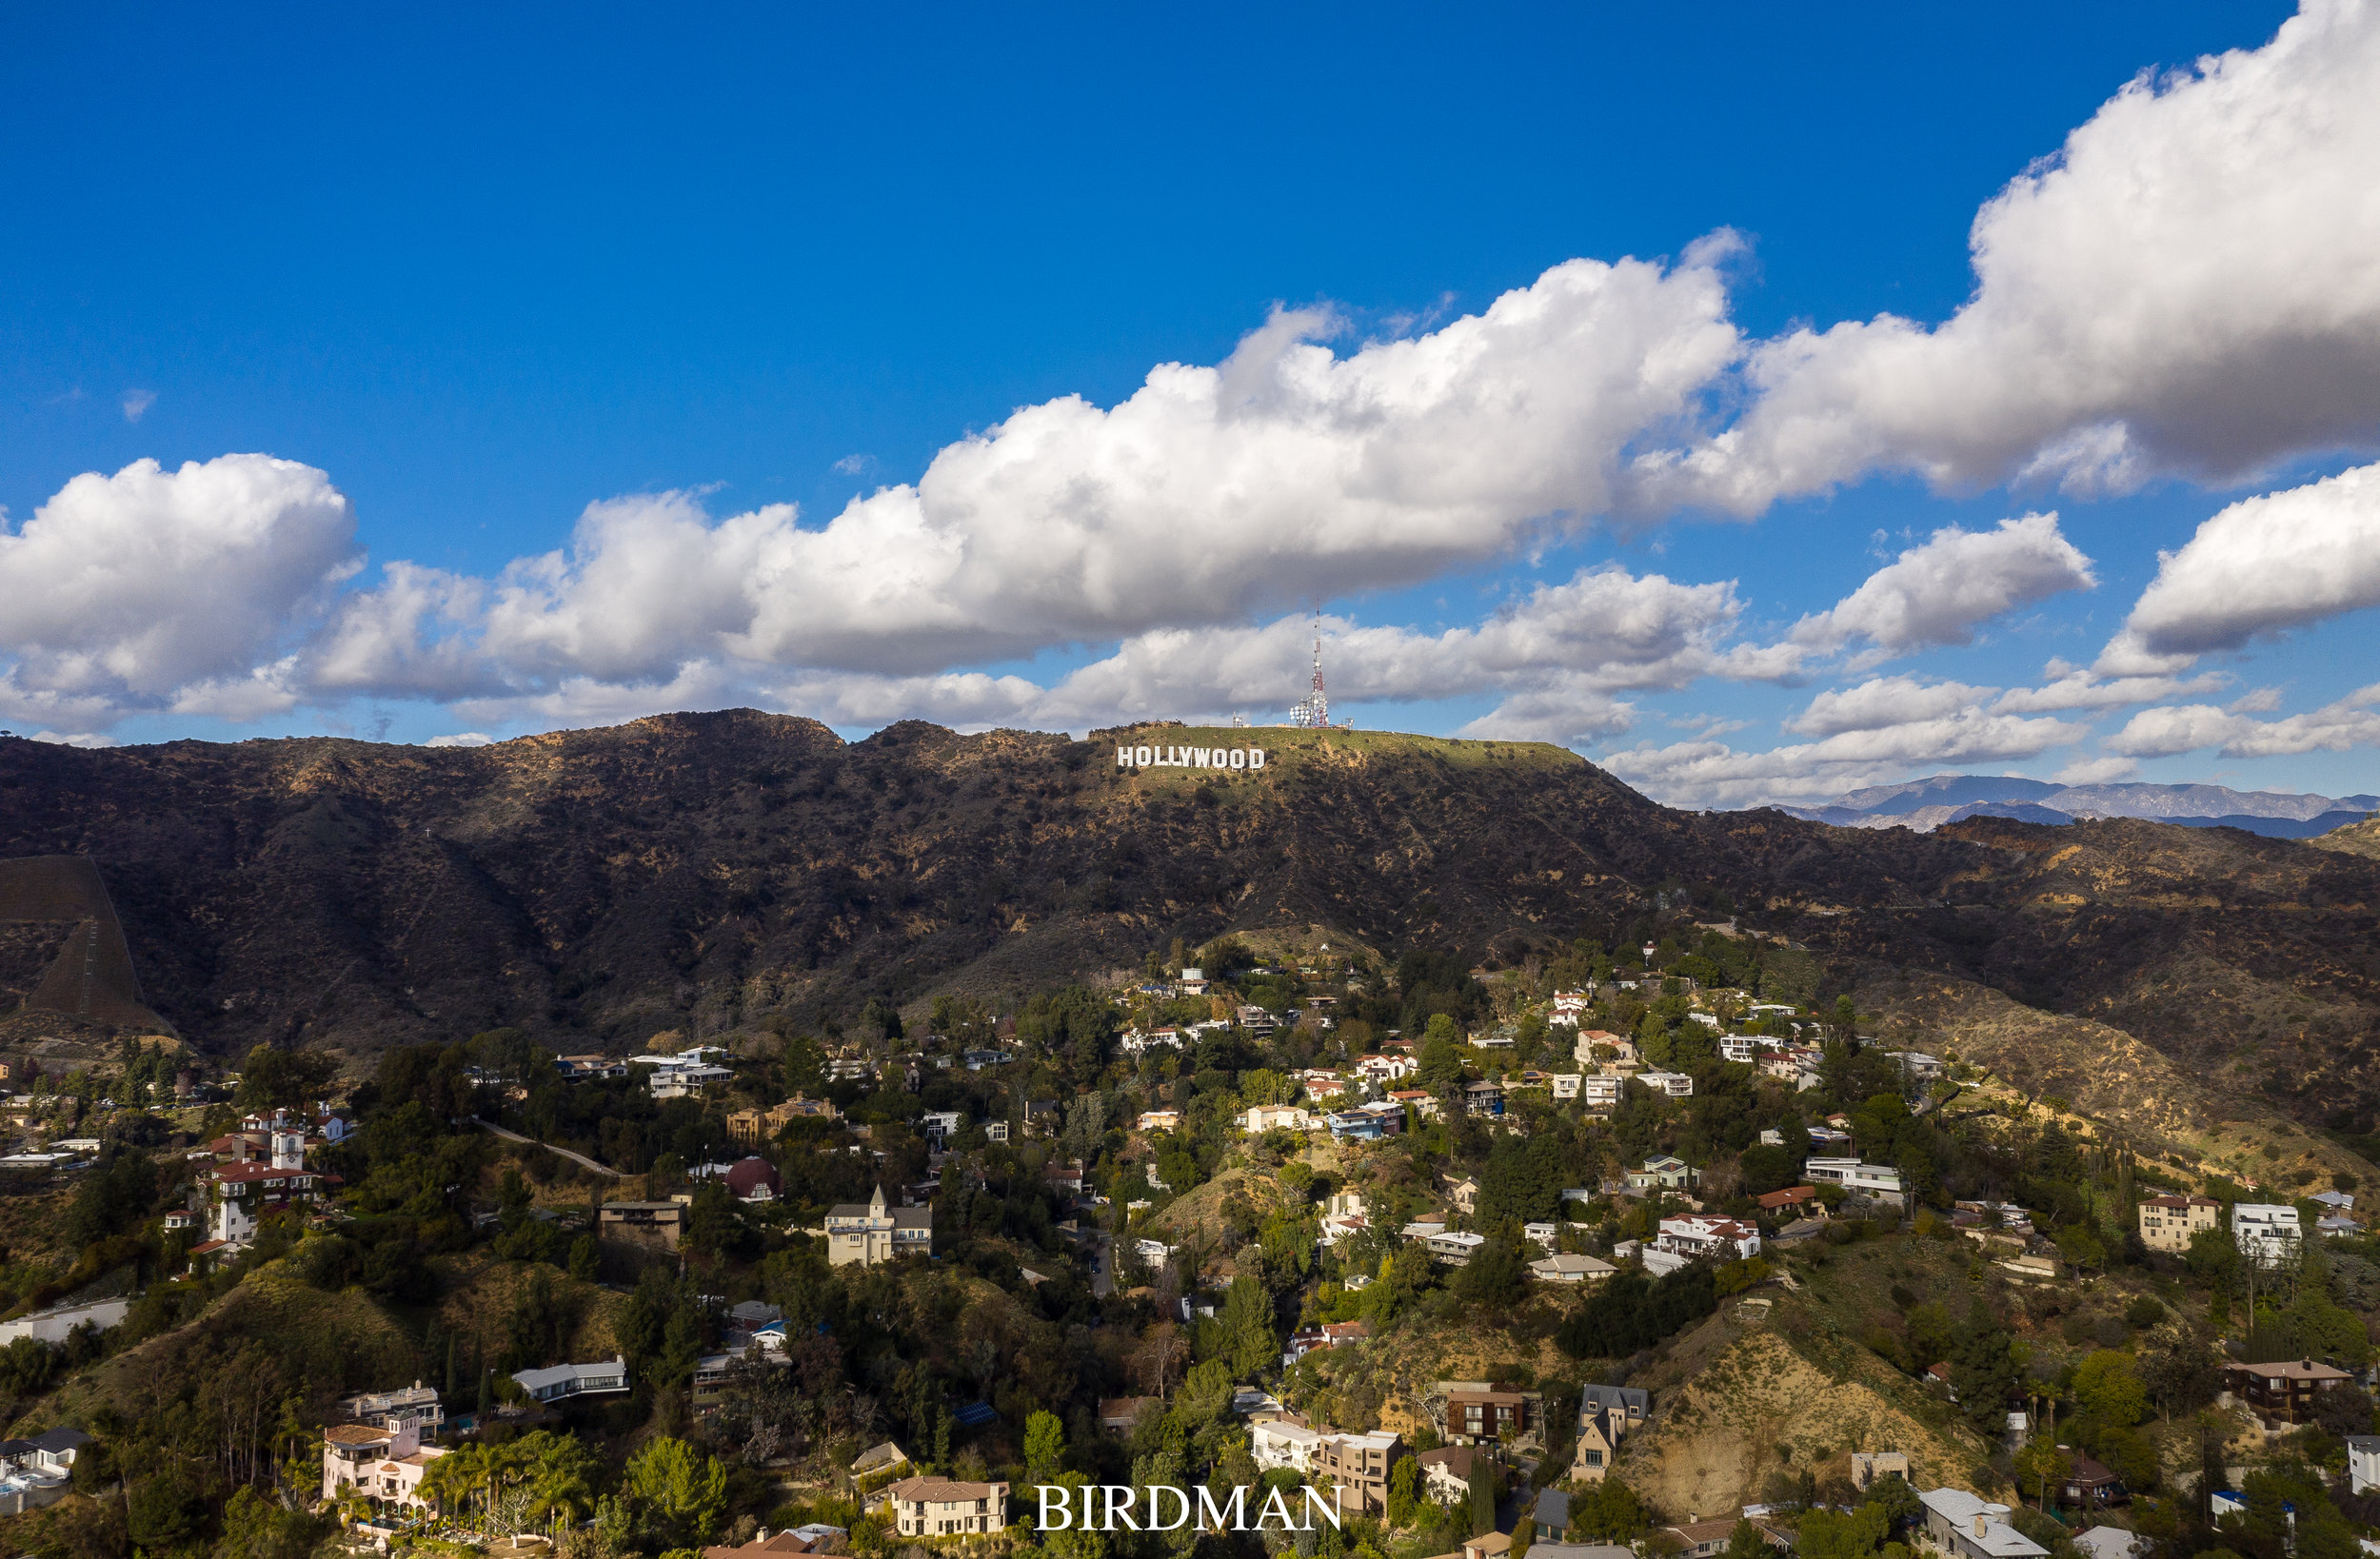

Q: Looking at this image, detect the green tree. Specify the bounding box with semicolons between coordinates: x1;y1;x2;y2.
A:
1387;1455;1418;1529
212;1485;326;1559
1456;1238;1530;1310
2072;1351;2148;1428
1726;1521;1776;1559
1418;1032;1466;1094
1468;1457;1498;1537
1024;1411;1067;1487
1222;1275;1279;1379
623;1437;728;1548
2013;1441;2072;1512
568;1234;600;1280
1574;1477;1646;1541
1948;1307;2021;1437
1860;1474;1922;1537
231;1043;341;1112
1797;1504;1888;1559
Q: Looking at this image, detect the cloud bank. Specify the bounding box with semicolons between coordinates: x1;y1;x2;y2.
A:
8;4;2380;808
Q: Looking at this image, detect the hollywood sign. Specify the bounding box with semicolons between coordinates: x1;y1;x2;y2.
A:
1117;742;1267;772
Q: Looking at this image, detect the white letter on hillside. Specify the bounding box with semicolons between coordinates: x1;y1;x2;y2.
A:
1116;747;1132;768
1230;749;1246;770
1302;1488;1343;1531
1191;747;1209;767
1102;1486;1140;1531
1256;1487;1298;1530
1039;1486;1073;1530
1197;1487;1247;1532
1134;745;1152;768
1147;1487;1190;1530
1249;748;1267;769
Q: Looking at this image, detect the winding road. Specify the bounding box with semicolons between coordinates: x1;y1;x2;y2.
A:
467;1116;627;1179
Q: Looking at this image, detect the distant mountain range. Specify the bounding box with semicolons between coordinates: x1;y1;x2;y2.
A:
1775;774;2380;837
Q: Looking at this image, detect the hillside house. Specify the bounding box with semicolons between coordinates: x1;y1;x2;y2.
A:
1657;1214;1762;1261
1627;1155;1698;1191
2349;1435;2380;1495
886;1475;1008;1537
1438;1382;1541;1446
335;1382;443;1437
1531;1252;1616;1283
322;1421;446;1514
2137;1194;2221;1253
1417;1445;1485;1504
1573;1030;1636;1067
1636;1071;1695;1097
2233;1204;2303;1265
2224;1358;2354;1425
1119;1027;1182;1056
1571;1397;1621;1483
1918;1489;2048;1559
512;1357;628;1403
1667;1522;1790;1558
1312;1430;1403;1514
823;1185;933;1267
598;1200;685;1251
1804;1158;1905;1205
1241;1103;1313;1133
1252;1417;1321;1472
1418;1230;1486;1265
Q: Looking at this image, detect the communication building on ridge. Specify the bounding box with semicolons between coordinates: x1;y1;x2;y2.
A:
1286;612;1351;728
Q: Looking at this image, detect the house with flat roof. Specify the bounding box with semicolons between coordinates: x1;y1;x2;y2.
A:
2136;1194;2220;1253
511;1357;628;1403
322;1420;447;1514
1917;1489;2049;1559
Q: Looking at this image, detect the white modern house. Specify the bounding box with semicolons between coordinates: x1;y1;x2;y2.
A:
1656;1214;1762;1262
1803;1157;1906;1206
510;1357;629;1403
2233;1203;2303;1266
1252;1417;1321;1473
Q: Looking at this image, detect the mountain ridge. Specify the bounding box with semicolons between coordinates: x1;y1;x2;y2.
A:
3;714;2377;1134
1786;772;2378;835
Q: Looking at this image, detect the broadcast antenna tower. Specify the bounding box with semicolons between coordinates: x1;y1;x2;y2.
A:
1287;610;1330;728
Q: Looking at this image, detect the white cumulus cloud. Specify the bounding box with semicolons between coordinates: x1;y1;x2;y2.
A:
2106;681;2380;758
0;455;359;725
2103;460;2380;672
1630;0;2380;511
1602;703;2089;810
1791;514;2095;658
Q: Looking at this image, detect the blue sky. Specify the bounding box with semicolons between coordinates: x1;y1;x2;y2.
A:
6;1;2379;806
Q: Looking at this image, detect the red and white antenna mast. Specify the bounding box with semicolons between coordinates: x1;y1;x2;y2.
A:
1287;609;1330;727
